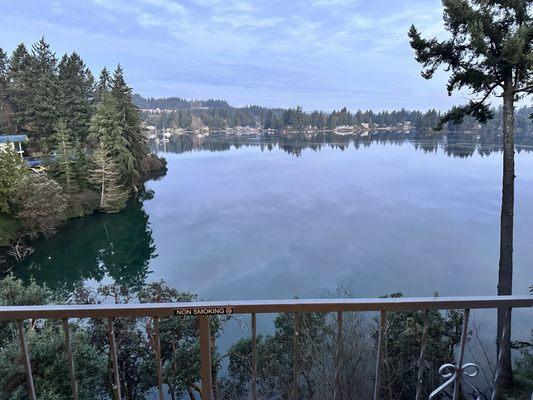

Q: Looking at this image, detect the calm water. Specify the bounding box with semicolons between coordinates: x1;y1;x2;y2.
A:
11;134;533;336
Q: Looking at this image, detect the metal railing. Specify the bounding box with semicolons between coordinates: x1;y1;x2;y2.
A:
0;295;531;400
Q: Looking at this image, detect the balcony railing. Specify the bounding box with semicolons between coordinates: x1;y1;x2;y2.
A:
0;295;531;400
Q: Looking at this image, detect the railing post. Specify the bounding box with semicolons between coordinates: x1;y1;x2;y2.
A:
199;315;213;400
373;311;386;400
292;312;300;400
153;316;164;400
415;310;430;400
62;318;79;400
453;309;470;400
251;313;257;400
16;320;36;400
491;307;510;400
107;317;122;400
334;311;343;400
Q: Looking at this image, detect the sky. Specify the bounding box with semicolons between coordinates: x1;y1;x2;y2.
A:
0;0;472;111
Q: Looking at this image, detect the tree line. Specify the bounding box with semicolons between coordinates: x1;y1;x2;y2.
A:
136;94;532;135
0;38;164;255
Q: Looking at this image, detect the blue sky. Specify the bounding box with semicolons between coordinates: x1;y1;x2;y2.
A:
0;0;465;111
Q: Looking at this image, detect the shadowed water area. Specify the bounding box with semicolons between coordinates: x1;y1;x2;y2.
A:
8;133;533;339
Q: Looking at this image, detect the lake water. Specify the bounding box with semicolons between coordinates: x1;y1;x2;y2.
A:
11;133;533;339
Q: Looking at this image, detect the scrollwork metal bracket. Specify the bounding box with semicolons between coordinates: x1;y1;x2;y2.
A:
429;362;481;400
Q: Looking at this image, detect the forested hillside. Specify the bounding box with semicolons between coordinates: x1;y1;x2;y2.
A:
134;94;532;135
0;38;164;259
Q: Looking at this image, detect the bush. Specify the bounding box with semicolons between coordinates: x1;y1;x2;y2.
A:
14;173;68;237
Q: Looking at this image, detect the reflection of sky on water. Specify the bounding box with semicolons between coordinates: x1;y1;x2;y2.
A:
146;143;532;300
14;138;533;341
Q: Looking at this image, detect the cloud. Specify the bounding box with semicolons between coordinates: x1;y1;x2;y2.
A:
1;0;462;110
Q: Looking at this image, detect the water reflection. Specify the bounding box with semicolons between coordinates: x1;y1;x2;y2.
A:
13;197;157;293
152;131;533;158
9;132;533;301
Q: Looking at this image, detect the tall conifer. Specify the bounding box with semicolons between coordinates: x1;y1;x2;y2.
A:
28;37;59;147
89;92;135;189
58;52;94;143
90;143;127;213
111;64;148;191
51;119;76;193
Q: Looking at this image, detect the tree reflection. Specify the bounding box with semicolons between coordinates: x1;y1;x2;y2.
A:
13;198;156;293
151;131;533;158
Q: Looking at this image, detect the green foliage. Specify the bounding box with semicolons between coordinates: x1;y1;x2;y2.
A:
0;38;162;241
505;345;533;399
51;119;77;192
0;214;20;247
71;141;90;189
283;106;305;130
222;311;372;399
0;148;28;214
0;274;54;306
57;52;94;143
89;143;128;213
94;67;111;104
0;322;108;400
70;280;223;400
381;308;462;399
408;0;532;127
14;173;67;237
89;93;135;188
28;37;60;147
137;282;219;399
7;43;33;131
111;64;148;190
222;295;464;400
0;276;107;400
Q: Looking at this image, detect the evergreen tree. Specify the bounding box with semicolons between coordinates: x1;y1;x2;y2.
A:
57;52;94;143
90;143;127;213
0;48;15;133
51;119;77;193
409;1;532;388
111;64;148;191
72;140;89;189
7;43;33;131
89;92;135;190
94;67;111;104
0;147;28;214
28;37;59;147
0;49;7;80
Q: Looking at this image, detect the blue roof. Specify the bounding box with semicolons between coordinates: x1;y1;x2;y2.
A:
0;134;28;143
25;158;43;167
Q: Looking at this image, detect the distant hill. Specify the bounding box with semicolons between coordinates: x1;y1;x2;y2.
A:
134;94;532;135
133;94;233;110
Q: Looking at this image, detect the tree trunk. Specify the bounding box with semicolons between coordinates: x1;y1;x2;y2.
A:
497;81;515;389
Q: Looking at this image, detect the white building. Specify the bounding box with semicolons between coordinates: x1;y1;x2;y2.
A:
0;134;28;157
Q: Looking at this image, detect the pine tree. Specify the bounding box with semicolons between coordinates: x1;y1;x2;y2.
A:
51;119;77;193
409;1;532;388
94;67;111;104
7;43;33;131
0;147;28;214
57;52;94;143
111;64;148;191
89;92;135;189
72;140;89;189
90;143;127;213
0;49;7;80
28;37;59;147
0;48;15;133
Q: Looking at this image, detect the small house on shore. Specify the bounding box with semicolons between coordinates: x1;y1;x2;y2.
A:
0;134;28;157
